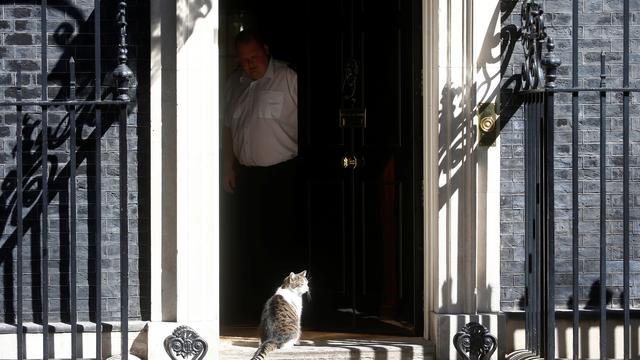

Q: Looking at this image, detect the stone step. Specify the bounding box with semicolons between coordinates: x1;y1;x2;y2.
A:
219;336;435;360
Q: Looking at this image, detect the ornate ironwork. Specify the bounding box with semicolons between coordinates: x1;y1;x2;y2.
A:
164;326;208;360
342;59;359;106
453;322;497;360
113;0;134;101
542;37;561;89
520;0;547;90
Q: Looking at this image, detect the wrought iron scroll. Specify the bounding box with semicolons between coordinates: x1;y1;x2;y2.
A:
453;322;497;360
520;0;547;90
164;326;209;360
113;0;134;101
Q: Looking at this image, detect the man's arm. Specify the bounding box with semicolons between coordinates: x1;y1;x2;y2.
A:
222;126;236;193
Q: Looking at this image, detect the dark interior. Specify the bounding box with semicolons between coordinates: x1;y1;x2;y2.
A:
219;0;424;336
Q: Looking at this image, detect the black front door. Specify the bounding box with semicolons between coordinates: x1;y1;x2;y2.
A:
219;0;423;335
299;0;423;335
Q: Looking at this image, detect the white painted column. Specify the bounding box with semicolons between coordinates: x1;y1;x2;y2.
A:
174;0;219;326
150;0;178;324
426;0;502;358
473;0;502;316
149;0;220;358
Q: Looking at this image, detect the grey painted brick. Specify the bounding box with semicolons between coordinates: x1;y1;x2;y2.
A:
14;20;39;32
604;0;624;11
0;47;11;59
4;33;32;45
511;170;525;182
585;0;605;12
0;2;148;321
552;13;573;26
5;59;39;71
502;0;640;311
579;13;613;25
551;25;575;39
545;0;574;12
7;7;34;19
501;248;514;261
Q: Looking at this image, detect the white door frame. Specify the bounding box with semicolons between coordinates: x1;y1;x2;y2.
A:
147;0;498;355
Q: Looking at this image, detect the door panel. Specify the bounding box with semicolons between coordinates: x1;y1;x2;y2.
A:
307;180;347;297
302;0;422;335
358;179;402;310
362;27;403;148
306;17;345;148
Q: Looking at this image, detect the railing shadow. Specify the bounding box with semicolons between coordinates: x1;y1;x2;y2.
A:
438;1;510;315
229;338;428;359
0;1;146;324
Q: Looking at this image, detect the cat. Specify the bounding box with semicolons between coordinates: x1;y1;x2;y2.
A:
250;270;310;360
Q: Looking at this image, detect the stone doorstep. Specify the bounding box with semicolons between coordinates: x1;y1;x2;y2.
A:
219;336;435;360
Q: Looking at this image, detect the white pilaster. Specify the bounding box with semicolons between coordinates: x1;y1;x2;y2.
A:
149;0;219;358
473;0;501;315
174;0;219;329
150;0;178;324
428;0;503;358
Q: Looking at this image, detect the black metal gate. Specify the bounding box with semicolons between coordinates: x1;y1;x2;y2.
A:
0;1;133;359
521;0;639;358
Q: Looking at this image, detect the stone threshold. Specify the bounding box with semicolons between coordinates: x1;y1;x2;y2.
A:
219;336;435;360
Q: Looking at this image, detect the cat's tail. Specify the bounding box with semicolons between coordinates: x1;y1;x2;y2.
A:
250;341;278;360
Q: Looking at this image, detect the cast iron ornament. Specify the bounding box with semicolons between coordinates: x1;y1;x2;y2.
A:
453;322;497;360
164;326;208;360
520;0;546;90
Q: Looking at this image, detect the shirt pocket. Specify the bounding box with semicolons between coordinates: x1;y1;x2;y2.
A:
258;90;284;119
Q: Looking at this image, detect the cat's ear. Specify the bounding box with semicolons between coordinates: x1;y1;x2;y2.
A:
289;272;296;279
299;270;307;278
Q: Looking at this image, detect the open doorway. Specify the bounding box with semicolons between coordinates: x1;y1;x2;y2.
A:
219;0;424;337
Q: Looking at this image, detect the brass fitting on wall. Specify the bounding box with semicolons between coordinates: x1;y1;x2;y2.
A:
478;102;498;146
480;114;496;133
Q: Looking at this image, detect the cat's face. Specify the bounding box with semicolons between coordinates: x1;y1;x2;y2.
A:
282;270;309;296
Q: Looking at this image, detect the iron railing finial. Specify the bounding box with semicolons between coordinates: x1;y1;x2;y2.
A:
542;37;561;89
113;0;134;101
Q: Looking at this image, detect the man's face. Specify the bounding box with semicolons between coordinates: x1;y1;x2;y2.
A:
237;40;269;80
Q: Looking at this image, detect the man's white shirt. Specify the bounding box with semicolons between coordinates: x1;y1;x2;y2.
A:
223;58;298;167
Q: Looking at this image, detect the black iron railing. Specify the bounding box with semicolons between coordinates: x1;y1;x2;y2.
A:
0;1;133;359
520;0;638;358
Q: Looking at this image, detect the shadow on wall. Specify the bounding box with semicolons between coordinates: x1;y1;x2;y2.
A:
0;1;148;323
150;0;214;83
500;0;527;313
498;0;525;130
566;280;613;309
438;1;516;311
517;280;616;312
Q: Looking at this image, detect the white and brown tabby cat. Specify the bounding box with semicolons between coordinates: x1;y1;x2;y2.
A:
250;270;310;360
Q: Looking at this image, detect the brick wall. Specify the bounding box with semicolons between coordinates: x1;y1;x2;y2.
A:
501;0;640;311
0;2;150;322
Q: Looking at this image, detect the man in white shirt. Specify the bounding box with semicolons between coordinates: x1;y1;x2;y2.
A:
221;29;302;322
222;31;298;184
